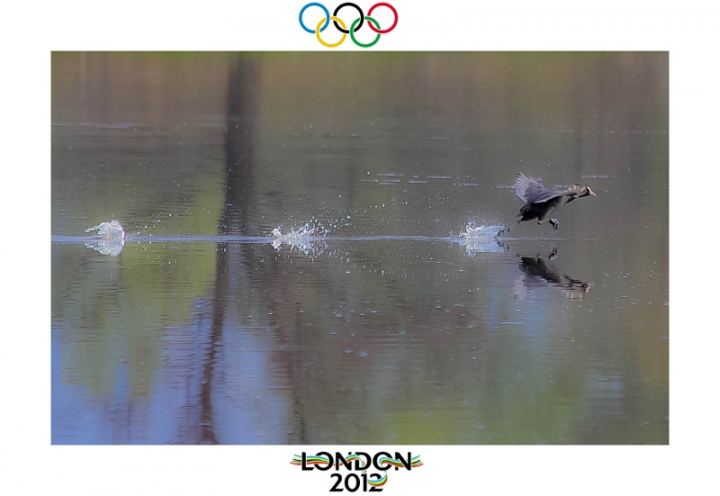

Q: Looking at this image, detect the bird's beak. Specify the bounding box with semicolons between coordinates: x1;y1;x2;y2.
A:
588;187;596;197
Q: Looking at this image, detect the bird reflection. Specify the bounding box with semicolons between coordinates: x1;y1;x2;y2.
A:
513;247;593;300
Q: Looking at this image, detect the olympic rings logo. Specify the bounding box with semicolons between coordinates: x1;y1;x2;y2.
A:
299;2;398;48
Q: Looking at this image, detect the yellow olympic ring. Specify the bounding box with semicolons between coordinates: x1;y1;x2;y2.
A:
316;16;347;48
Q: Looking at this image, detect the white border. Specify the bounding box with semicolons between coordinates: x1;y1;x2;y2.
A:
2;0;717;494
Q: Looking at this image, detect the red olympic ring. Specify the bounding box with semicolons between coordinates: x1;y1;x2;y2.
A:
367;2;398;34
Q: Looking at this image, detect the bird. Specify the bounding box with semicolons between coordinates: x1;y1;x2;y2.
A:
499;173;596;235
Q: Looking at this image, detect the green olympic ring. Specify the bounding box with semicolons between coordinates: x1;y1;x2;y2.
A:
350;16;381;48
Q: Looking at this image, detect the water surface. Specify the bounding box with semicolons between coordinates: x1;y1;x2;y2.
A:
52;52;668;444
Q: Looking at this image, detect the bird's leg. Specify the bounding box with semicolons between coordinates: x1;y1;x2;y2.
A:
549;218;559;231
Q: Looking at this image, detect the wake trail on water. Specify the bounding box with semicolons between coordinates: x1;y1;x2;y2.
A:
54;219;523;257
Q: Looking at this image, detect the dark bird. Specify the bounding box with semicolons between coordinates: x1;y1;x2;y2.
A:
500;173;596;235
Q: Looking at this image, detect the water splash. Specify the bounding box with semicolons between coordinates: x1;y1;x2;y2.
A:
85;220;126;240
458;220;505;239
458;221;506;256
271;221;327;256
84;220;125;256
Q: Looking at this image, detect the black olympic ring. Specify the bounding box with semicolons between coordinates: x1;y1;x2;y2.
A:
333;2;364;33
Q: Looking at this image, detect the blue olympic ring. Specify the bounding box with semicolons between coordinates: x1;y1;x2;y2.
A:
299;3;331;33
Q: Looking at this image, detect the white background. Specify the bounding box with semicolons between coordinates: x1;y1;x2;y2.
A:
1;0;717;494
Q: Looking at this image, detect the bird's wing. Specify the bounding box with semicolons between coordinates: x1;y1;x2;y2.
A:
514;173;561;203
514;173;534;201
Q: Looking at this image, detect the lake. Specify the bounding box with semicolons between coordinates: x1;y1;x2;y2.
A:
52;52;668;444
